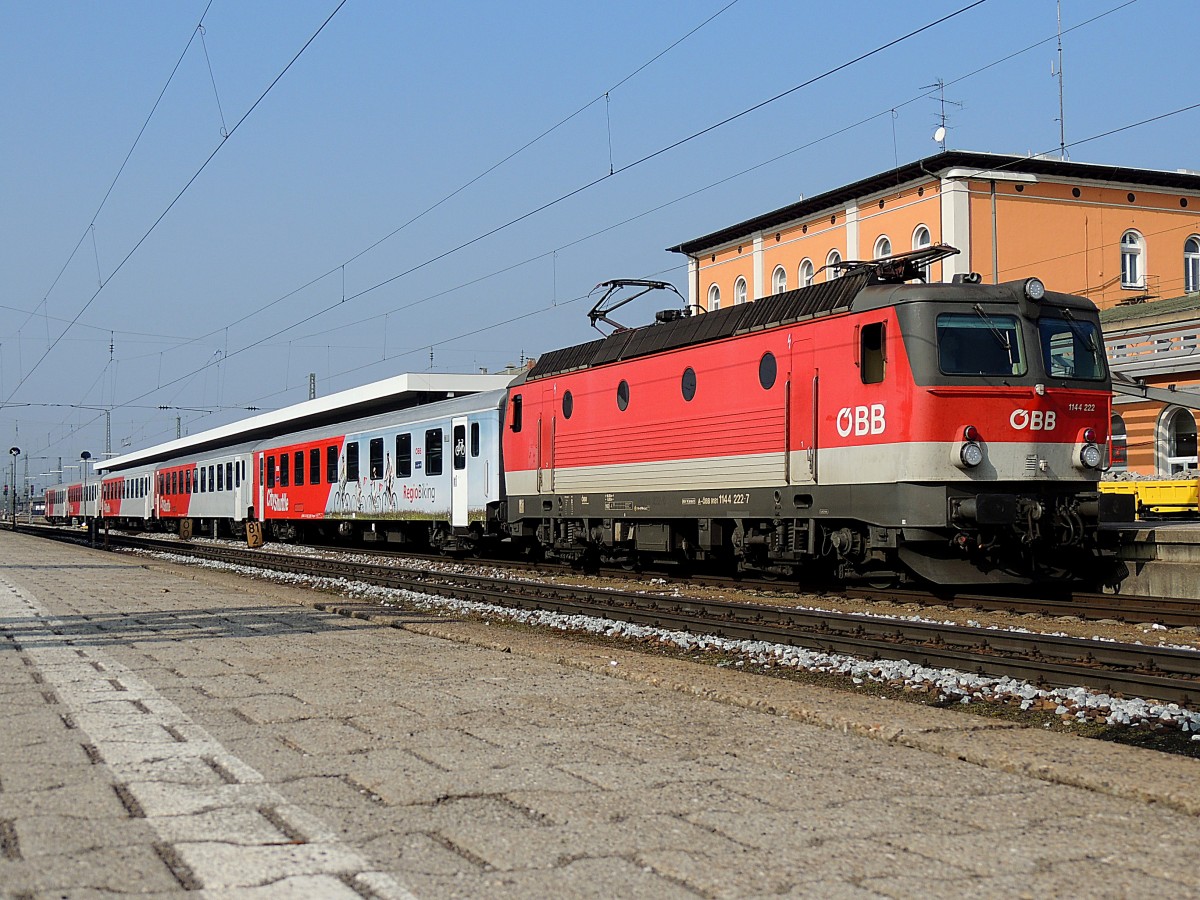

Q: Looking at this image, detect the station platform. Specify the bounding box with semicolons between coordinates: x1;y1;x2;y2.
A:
1106;522;1200;598
3;528;1200;897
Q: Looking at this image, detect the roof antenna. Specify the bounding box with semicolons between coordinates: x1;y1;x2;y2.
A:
1051;0;1068;160
923;79;961;151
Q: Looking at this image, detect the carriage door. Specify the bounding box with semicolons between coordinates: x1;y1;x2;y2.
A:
451;417;468;528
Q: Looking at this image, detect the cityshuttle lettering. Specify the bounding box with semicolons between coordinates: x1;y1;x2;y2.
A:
836;404;886;438
1010;409;1056;431
266;491;289;512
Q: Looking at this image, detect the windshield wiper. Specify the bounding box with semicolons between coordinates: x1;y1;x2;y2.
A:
972;303;1013;361
1060;308;1099;352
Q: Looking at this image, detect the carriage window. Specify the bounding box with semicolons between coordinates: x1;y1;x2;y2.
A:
471;422;480;457
510;394;523;432
453;424;467;470
226;462;233;490
186;470;193;493
217;463;224;491
860;322;885;384
426;428;443;476
279;454;289;487
346;442;359;481
326;445;338;483
199;468;206;493
267;456;276;489
208;465;215;491
309;449;320;486
1037;317;1106;381
397;433;412;477
294;451;304;486
936;312;1027;376
370;438;384;479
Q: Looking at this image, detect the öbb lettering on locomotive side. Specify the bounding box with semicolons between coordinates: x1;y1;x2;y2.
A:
50;247;1129;587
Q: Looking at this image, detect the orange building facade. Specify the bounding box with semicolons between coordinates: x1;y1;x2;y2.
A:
669;151;1200;476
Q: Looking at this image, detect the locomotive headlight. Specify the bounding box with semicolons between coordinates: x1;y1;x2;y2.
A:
960;441;985;468
1079;442;1103;469
1024;277;1046;301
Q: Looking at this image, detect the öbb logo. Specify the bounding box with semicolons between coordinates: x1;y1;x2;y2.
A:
836;404;886;438
1009;409;1056;431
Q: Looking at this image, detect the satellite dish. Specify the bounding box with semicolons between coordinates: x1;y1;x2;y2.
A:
933;125;947;144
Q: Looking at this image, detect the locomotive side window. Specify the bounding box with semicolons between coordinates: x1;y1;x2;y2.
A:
562;391;573;419
294;451;304;486
346;442;360;481
453;424;466;470
617;380;630;411
759;352;777;389
397;434;412;477
860;323;885;384
471;422;480;457
681;367;697;401
510;394;523;432
370;438;384;479
1037;317;1105;381
267;456;276;489
426;428;443;476
936;313;1026;376
326;445;337;483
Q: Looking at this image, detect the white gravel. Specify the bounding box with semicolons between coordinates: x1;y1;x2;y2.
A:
133;545;1200;739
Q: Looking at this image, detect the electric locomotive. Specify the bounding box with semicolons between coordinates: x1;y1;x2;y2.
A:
501;246;1129;585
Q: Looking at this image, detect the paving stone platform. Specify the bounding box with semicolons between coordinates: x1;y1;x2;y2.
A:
2;528;1200;898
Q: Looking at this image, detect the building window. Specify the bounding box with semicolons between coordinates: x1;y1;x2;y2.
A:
1163;407;1198;475
799;259;814;287
1185;236;1200;293
707;284;721;311
734;277;747;305
873;236;891;259
912;225;932;280
1109;414;1128;471
1121;230;1145;289
826;250;842;280
772;266;787;294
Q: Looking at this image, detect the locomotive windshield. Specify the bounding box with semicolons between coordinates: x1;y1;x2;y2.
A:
1037;315;1106;381
936;312;1026;376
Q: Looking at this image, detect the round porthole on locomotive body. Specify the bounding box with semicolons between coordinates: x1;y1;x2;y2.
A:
681;367;697;401
616;380;630;411
759;352;777;390
562;391;573;419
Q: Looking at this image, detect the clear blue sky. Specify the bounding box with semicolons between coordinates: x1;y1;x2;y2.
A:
2;0;1195;482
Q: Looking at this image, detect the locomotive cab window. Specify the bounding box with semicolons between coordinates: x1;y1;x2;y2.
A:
1037;316;1106;381
509;394;523;432
936;312;1026;376
860;322;885;384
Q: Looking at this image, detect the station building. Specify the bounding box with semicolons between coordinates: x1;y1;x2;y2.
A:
668;150;1200;476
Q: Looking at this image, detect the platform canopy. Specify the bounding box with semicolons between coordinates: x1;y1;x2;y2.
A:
99;371;517;473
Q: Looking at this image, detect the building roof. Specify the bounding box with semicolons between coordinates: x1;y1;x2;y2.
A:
99;371;517;472
1100;293;1200;329
668;151;1200;256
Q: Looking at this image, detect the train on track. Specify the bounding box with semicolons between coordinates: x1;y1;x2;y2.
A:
44;246;1130;586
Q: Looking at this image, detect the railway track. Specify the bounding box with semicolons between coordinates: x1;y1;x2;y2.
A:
26;526;1200;708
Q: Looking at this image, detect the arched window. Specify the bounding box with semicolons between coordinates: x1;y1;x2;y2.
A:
1121;230;1145;289
912;225;932;281
826;249;842;281
707;283;721;311
734;276;748;305
1109;413;1128;471
1159;407;1198;474
772;265;787;294
873;235;891;259
799;259;814;288
1185;235;1200;293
